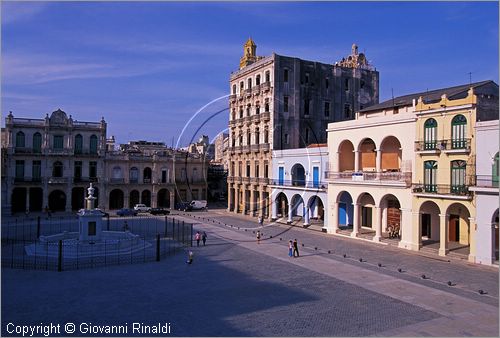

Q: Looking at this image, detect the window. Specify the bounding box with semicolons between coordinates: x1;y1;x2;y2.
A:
255;105;260;115
264;163;269;178
305;73;309;84
231;133;235;147
32;132;42;153
344;78;349;91
192;168;198;182
493;152;499;187
113;166;122;179
74;134;83;154
264;129;269;143
15;131;25;148
53;161;63;177
324;101;330;117
256;74;261;86
239;108;243;119
232;84;236;94
265;103;270;112
450;160;466;194
284;133;289;145
325;78;329;89
247;131;251;145
239;134;243;145
255;128;260;144
15;160;24;179
265;70;270;82
162;169;168;183
360;80;365;89
89;135;98;154
246;105;251;116
344;104;352;118
304;99;310;116
238;162;242;176
248;78;252;89
130;167;139;183
246;162;250;177
451;114;467;149
424;161;437;192
424;118;437;150
53;135;63;150
74;161;82;180
255;163;260;177
240;81;244;90
284;69;289;82
32;160;41;181
231;109;235;120
89;161;97;178
231;162;235;176
284;96;289;112
181;168;186;181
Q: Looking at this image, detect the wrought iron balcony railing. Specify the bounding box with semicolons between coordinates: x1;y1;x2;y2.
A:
325;171;412;186
412;183;472;196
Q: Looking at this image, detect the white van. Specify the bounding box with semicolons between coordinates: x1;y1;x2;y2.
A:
133;204;150;213
189;200;207;211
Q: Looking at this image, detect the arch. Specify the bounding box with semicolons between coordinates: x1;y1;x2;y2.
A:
109;189;124;209
275;192;288;218
72;187;85;210
129;190;140;208
424;118;438;149
336;191;353;227
29;187;43;212
129;167;139;183
49;190;66;212
256;74;261;85
291;163;305;186
307;195;325;221
141;189;151;207
143;167;152;183
358;138;376;171
451;114;467;149
15;131;25;148
379;194;402;237
338;140;355;172
357;192;375;228
157;189;171;208
32;132;42;153
74;134;83;154
290;194;305;217
380;136;402;171
445;202;471;245
89;135;98;154
419;200;441;244
52;161;63;177
11;187;27;213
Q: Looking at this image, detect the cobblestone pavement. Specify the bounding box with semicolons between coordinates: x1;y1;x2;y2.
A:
2;209;498;337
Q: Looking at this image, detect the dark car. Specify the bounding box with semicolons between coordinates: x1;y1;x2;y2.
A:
149;208;170;215
175;202;191;211
77;208;109;218
116;208;138;217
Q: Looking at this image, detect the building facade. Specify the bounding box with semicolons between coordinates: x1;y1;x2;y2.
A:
3;109;107;214
270;145;329;229
469;120;499;265
227;39;379;219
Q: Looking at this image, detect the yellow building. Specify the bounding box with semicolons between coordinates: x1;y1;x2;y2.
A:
411;81;499;261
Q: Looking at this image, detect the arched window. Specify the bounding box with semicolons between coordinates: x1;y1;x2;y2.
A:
129;167;139;183
246;105;251;116
265;70;270;82
424;118;437;150
247;78;252;89
143;167;152;183
264;129;269;143
32;132;42;153
53;161;63;177
451;114;467;149
231;133;235;147
247;131;251;145
493;152;499;187
424;161;437;192
15;131;25;148
265;103;270;112
89;135;98;154
256;74;261;86
74;134;83;154
256;105;260;115
232;84;236;95
239;109;243;119
112;166;122;179
255;128;260;144
231;109;235;121
240;81;244;90
450;160;466;194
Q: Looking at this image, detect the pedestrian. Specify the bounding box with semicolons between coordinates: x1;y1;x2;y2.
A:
202;231;207;246
258;216;263;226
256;230;261;244
186;250;194;264
288;240;293;257
195;231;201;247
293;239;299;257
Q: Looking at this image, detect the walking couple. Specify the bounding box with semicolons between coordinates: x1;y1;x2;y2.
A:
195;231;207;247
288;239;299;257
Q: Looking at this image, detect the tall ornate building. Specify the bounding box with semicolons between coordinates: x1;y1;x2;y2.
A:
227;39;379;219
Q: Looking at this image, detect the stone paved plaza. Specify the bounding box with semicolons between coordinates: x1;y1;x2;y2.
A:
2;210;499;336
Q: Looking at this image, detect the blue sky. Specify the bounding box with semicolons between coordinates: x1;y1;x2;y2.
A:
2;1;498;146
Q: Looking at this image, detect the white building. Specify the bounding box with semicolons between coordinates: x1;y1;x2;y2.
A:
469;120;499;265
326;98;416;249
270;145;329;229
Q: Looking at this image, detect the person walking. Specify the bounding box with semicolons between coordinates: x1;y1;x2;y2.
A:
202;231;207;246
293;239;299;257
186;250;194;264
258;216;263;226
256;230;261;244
288;240;293;257
195;231;201;247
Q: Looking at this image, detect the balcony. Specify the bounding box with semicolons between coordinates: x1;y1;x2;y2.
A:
47;148;73;156
143;178;151;184
242;177;251;184
415;139;471;155
443;138;471;154
48;177;69;184
474;175;499;188
229;94;237;102
244;116;252;125
235;146;243;154
243;145;251;154
258;178;270;185
260;143;270;152
269;179;328;189
13;177;43;184
14;147;40;154
244;89;252;97
252;85;261;95
325;171;412;187
412;183;472;199
261;82;271;92
250;177;259;184
73;177;99;183
251;144;260;153
261;112;270;121
227;176;235;184
229;120;236;128
251;114;261;123
109;178;125;184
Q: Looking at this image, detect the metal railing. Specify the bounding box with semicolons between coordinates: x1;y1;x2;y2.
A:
415;139;471;152
325;171;412;186
73;177;99;183
48;177;69;184
261;82;271;91
269;179;327;189
412;183;472;196
473;175;499;188
14;177;43;184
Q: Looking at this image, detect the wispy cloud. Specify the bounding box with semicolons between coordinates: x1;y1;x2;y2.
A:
1;1;49;25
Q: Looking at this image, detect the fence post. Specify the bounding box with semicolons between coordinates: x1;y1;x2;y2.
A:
156;234;160;262
37;216;41;239
107;214;110;231
58;240;63;272
190;223;193;247
164;216;168;237
182;221;185;245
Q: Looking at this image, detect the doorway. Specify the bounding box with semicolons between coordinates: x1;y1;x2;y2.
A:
449;214;460;242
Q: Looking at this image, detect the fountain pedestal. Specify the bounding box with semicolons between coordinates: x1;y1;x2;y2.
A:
78;183;103;242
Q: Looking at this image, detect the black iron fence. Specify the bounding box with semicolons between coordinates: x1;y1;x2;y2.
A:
1;215;192;271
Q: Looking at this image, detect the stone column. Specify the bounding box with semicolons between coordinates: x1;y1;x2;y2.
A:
304;207;310;226
373;206;382;242
250;189;255;216
287;201;293;224
439;213;449;256
271;194;277;220
124;191;130;209
468;217;476;263
411;211;422;251
382;206;388;233
334;152;340;172
66;185;72;212
351;203;360;237
375;149;382;178
234;187;240;214
331;201;339;233
243;188;248;215
258;189;264;218
170;191;175;209
227;187;233;212
354;150;360;172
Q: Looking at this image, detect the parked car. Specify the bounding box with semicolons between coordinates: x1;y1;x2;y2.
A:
189;200;208;211
77;208;109;217
116;208;138;217
133;204;151;213
175;202;191;211
149;208;170;215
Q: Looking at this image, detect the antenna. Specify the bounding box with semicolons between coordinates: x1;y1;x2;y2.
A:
391;88;395;107
468;72;472;85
